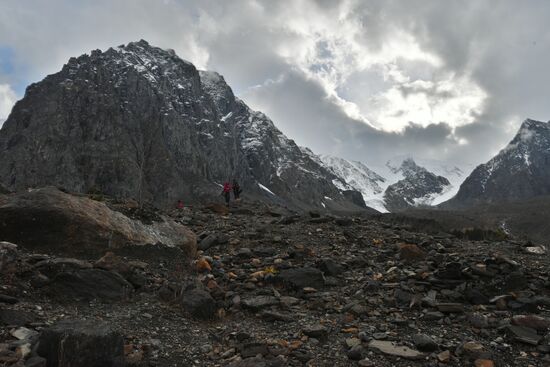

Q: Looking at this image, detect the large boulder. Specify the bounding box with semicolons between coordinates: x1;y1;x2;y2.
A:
0;187;196;257
36;319;125;367
31;257;140;301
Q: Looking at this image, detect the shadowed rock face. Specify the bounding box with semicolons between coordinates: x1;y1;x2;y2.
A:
384;159;450;212
445;119;550;208
0;187;196;257
0;40;365;211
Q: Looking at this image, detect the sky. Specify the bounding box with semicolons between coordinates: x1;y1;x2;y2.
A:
0;0;549;168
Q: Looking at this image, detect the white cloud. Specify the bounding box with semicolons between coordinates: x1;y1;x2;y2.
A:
0;84;16;127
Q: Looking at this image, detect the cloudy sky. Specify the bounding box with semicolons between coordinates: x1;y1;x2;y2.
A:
1;0;549;167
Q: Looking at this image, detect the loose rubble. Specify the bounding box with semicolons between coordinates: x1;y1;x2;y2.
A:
1;197;550;366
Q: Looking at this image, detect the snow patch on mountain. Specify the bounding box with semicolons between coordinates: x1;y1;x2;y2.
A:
445;119;550;207
320;155;388;212
320;155;471;212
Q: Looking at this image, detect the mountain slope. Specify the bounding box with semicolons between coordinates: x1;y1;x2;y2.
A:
319;155;387;212
445;118;550;208
0;40;366;211
383;158;451;211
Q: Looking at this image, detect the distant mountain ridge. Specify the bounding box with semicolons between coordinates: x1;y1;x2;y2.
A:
444;118;550;207
383;158;451;211
320;155;468;212
0;40;368;211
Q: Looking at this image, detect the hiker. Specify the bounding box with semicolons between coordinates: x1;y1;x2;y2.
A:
176;200;184;209
222;181;232;207
232;179;242;200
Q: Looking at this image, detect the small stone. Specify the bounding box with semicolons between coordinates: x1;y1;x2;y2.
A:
469;313;489;329
260;311;293;322
345;337;361;348
437;350;451;363
424;311;445;320
347;345;365;360
236;248;253;258
11;327;38;340
436;303;464;313
368;340;425;360
458;341;489;360
412;333;438;352
181;287;216;320
398;243;426;262
200;344;212;353
358;359;374;367
303;324;328;339
474;359;495;367
506;325;542;345
511;315;550;332
524;246;546;255
278;267;325;289
242;296;279;311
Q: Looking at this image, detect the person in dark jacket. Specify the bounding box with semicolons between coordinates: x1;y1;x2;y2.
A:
232;180;242;200
222;182;232;206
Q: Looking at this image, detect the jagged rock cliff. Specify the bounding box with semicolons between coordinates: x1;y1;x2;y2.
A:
445;119;550;208
383;159;450;212
0;40;365;211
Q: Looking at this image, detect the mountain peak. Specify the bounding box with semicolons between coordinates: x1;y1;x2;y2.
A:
519;118;549;130
0;40;368;212
444;118;550;207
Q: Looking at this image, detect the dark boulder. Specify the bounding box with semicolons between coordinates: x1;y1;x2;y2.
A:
0;187;196;258
317;259;344;276
180;283;216;320
198;233;229;251
36;319;125;367
278;267;325;289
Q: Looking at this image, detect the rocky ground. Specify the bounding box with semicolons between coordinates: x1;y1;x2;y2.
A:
1;197;550;366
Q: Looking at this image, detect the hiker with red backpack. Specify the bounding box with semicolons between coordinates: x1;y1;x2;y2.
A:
222;181;232;207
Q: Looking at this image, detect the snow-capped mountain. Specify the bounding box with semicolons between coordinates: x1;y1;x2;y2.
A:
320;155;387;212
321;155;469;212
0;40;368;211
444;118;550;207
382;158;451;211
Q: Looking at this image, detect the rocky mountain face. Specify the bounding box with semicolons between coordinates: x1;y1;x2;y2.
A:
321;156;457;212
445;119;550;208
383;159;451;212
0;40;364;211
